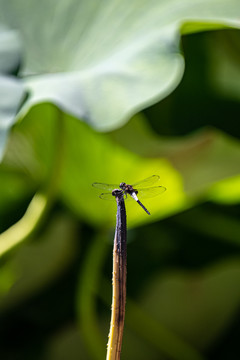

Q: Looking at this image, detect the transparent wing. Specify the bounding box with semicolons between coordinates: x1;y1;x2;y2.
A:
99;192;127;201
99;192;116;200
136;186;166;199
132;175;160;188
92;182;118;191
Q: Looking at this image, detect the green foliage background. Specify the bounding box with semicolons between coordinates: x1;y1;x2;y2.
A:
0;1;240;359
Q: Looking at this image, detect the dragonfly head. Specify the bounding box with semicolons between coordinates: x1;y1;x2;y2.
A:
119;182;127;190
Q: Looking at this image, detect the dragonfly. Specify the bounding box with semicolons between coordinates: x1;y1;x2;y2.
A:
92;175;166;215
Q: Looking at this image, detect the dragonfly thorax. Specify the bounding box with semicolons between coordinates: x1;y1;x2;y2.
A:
119;182;137;194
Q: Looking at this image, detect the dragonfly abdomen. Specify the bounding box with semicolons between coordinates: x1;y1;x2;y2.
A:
137;200;150;215
130;192;150;215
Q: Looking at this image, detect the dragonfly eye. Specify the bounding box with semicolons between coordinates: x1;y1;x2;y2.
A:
119;182;126;189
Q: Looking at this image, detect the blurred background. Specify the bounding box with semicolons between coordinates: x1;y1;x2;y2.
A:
0;6;240;360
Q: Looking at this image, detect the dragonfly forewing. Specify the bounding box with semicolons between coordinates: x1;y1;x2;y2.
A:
132;175;160;188
92;182;118;191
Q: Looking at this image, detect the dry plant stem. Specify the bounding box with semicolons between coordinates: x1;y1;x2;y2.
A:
107;191;127;360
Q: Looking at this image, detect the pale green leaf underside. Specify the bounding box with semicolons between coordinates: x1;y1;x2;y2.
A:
0;76;25;161
0;0;240;133
0;27;25;160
